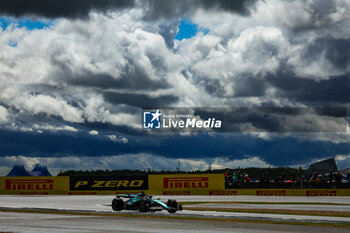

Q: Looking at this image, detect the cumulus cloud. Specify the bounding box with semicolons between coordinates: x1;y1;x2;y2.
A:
0;10;182;129
191;0;350;80
89;130;99;135
6;123;79;134
0;105;8;123
211;156;272;169
107;135;128;143
180;26;293;98
17;94;84;123
33;124;79;133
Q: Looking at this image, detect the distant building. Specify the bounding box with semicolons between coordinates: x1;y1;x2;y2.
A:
6;164;52;176
29;164;52;176
306;158;338;175
6;165;30;176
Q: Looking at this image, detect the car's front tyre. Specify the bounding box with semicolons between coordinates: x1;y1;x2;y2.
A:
166;199;178;213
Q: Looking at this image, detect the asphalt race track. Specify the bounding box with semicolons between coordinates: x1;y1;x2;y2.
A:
2;211;350;233
0;195;349;232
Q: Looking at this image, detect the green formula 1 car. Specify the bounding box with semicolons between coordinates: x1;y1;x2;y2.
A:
111;192;182;213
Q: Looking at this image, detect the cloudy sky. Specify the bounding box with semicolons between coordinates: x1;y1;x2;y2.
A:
0;0;349;175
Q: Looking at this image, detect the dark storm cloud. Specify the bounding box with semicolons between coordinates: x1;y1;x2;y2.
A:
51;57;171;91
83;122;142;136
198;61;349;106
193;108;285;132
160;134;350;167
158;20;180;48
0;0;258;19
144;0;191;20
199;79;226;98
103;91;179;108
67;72;170;91
196;75;267;98
143;0;258;20
0;0;135;18
268;73;350;104
233;77;267;97
0;129;349;168
200;0;257;14
303;38;350;70
286;0;337;32
190;107;347;133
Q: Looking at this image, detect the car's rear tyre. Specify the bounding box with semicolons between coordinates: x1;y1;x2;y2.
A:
167;199;178;213
112;198;124;211
139;199;150;212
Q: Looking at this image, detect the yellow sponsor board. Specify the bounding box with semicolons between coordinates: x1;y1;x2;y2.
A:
149;174;224;195
0;176;69;195
1;175;350;196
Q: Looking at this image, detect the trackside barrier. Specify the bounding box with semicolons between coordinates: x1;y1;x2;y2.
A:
1;176;350;196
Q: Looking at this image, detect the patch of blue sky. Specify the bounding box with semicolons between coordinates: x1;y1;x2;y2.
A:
0;17;54;31
8;40;18;47
175;18;209;40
